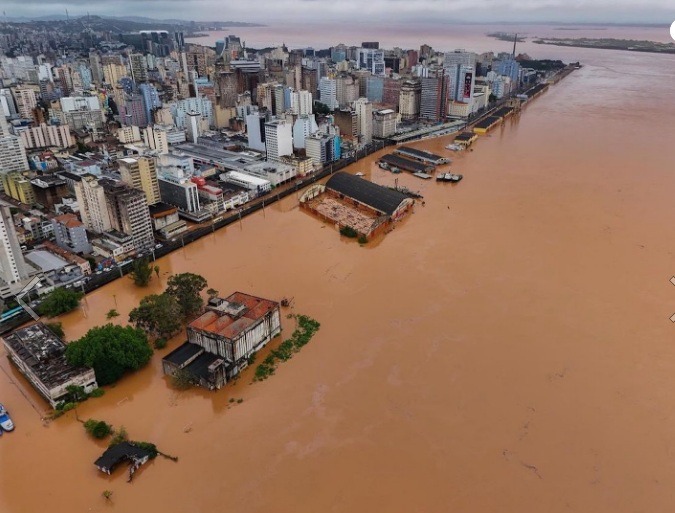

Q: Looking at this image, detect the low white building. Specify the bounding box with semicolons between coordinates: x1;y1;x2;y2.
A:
220;171;271;196
240;161;297;188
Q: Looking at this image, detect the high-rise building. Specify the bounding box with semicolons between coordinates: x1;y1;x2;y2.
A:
357;48;385;76
185;111;201;143
18;123;73;149
103;63;128;85
420;72;447;122
75;175;113;234
292;115;318;149
52;213;92;254
139;83;161;125
272;84;286;115
398;80;422;119
89;53;104;85
13;87;37;119
58;96;104;131
0;116;29;183
373;109;398;138
336;74;359;109
129;54;148;83
290;89;313;116
102;180;154;251
118;157;161;206
495;58;521;86
319;77;338;110
353;97;373;146
444;50;476;70
264;120;293;162
0;202;31;288
246;109;268;152
143;125;170;154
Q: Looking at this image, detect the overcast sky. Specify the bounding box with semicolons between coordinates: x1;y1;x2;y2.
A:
2;0;674;24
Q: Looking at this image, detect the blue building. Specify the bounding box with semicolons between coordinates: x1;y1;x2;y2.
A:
139;83;162;125
495;59;521;86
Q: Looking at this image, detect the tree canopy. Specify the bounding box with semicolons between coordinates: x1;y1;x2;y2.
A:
65;324;153;386
130;258;153;287
39;287;84;317
165;273;208;320
128;293;182;340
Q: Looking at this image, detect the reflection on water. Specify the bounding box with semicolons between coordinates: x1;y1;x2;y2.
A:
1;26;675;513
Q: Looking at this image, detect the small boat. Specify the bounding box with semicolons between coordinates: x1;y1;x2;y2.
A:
436;173;463;183
355;172;364;177
445;144;463;151
412;172;432;180
0;404;14;432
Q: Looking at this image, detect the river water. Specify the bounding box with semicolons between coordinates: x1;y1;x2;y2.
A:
1;25;675;513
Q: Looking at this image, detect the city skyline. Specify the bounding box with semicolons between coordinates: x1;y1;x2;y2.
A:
1;1;674;25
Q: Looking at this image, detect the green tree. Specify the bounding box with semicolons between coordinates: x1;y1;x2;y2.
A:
313;101;332;115
128;293;182;340
39;287;84;317
153;265;160;281
207;288;219;300
84;419;113;439
106;309;119;320
65;324;153;386
45;321;65;339
130;258;153;287
166;273;208;320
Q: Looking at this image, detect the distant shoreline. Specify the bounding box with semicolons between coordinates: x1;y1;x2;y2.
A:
533;38;675;54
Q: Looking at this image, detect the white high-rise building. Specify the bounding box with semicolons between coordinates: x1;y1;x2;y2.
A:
74;175;113;234
143;125;170;154
13;87;37;119
186;111;201;143
0;202;30;288
0;116;29;183
290;89;313;116
318;78;338;110
246;110;267;152
292;115;319;149
17;123;74;149
353;97;373;146
264;120;293;162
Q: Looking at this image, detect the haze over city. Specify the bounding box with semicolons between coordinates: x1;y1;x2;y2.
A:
2;0;675;24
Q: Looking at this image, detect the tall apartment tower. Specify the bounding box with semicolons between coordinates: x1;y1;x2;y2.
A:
399;80;421;120
420;71;448;122
74;175;113;234
353;97;373;146
118;156;161;206
264;120;293;162
0;202;30;287
0;116;29;188
290;89;313;116
103;181;154;251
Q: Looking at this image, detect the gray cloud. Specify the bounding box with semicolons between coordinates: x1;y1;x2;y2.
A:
2;0;674;23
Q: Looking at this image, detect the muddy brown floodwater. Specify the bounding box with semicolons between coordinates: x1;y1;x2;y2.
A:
2;42;675;513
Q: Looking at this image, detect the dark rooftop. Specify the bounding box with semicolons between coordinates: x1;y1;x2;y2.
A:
396;146;444;162
94;442;153;473
148;202;178;217
474;116;501;129
380;154;433;173
163;342;203;366
2;323;93;390
325;172;409;217
184;352;224;380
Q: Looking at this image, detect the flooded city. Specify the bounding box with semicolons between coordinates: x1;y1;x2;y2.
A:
1;25;675;513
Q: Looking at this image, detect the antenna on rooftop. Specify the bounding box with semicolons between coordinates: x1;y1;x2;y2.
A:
512;33;517;58
65;8;69;22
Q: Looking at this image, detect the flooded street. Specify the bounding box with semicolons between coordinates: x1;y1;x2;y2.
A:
2;32;675;512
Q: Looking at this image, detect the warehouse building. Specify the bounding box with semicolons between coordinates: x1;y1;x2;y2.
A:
2;323;98;408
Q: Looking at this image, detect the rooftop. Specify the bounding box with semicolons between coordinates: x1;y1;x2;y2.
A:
188;293;279;341
94;442;153;474
325;172;409;217
2;323;92;390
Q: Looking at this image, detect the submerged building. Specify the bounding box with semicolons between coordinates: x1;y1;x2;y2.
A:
162;292;281;389
2;323;98;408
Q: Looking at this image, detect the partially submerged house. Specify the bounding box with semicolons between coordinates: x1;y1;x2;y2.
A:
2;322;98;408
162;292;281;389
94;442;153;476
